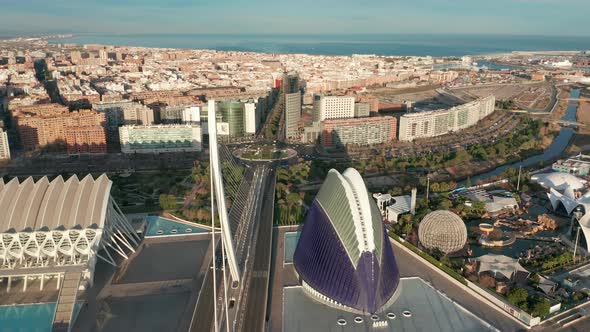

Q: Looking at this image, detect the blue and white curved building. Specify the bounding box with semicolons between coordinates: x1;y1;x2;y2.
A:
293;168;400;314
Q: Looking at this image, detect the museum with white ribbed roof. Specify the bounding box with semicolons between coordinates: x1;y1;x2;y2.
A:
0;174;139;291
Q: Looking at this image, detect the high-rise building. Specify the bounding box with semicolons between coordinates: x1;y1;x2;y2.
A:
284;73;299;94
313;94;356;121
285;92;301;140
283;73;302;141
13;104;107;154
0;129;10;160
119;124;202;153
244;102;258;134
293;168;400;314
398;96;495;141
321;116;397;147
217;101;245;137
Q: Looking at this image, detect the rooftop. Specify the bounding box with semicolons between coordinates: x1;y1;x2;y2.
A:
283;278;496;332
0;174;111;233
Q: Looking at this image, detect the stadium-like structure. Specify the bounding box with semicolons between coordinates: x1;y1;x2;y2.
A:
293;168;400;314
0;174;139;290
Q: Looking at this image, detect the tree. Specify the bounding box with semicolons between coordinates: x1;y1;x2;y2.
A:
530;297;550;318
159;194;177;210
466;177;472;188
507;287;529;307
403;222;413;236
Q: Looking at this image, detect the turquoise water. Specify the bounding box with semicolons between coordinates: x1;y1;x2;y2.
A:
0;302;82;332
48;34;590;57
284;231;301;263
145;216;208;237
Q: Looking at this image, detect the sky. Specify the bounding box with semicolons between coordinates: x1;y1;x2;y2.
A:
0;0;589;36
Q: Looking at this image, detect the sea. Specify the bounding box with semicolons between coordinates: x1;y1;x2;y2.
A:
47;34;590;57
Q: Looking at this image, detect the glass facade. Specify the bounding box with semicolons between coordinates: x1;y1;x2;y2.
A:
119;125;201;153
217;102;245;137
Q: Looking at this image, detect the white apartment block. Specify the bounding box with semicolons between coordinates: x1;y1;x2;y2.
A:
313;94;356;121
398;96;495;141
244;102;258;134
181;106;201;124
0;130;10;160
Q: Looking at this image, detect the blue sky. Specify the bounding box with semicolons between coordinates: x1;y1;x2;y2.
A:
1;0;588;36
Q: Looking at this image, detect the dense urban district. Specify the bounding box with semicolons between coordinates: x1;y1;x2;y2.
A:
1;35;590;332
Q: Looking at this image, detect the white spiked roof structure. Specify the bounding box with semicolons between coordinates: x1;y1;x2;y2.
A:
0;174;111;233
0;174;139;283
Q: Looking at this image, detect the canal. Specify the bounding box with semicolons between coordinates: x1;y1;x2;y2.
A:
464;88;581;184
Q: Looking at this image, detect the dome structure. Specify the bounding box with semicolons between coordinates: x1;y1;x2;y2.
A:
418;210;467;254
293;168;400;314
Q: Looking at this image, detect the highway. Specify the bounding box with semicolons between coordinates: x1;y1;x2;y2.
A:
235;167;275;332
188;165;273;332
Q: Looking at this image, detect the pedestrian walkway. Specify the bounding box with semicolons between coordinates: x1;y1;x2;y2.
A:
52;272;82;332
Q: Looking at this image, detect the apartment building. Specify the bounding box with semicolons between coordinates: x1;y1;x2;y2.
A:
13;104;107;153
398;96;495;141
321;116;397;147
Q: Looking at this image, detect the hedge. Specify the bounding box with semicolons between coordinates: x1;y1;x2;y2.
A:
389;232;468;286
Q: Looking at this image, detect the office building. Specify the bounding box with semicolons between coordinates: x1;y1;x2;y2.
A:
285;92;302;140
313;94;356;121
244;102;257;134
215;100;261;137
119;124;202;153
293;168;400;314
321;116;397;147
0;130;9;160
13;104;107;154
398;96;495;141
217;101;245;137
284;73;302;141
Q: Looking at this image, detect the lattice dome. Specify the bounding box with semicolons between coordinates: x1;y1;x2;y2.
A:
418;210;467;254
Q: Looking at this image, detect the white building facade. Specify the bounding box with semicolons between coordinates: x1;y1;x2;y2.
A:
119;124;202;153
313;94;356;121
398;96;495;141
0;129;10;160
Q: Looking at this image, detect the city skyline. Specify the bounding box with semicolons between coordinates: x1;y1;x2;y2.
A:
1;0;590;37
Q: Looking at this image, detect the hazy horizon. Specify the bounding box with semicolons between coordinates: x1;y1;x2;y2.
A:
1;0;589;37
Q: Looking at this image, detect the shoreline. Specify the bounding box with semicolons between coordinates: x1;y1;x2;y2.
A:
22;33;588;58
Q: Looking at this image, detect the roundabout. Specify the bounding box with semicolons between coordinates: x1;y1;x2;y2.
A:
233;146;297;162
